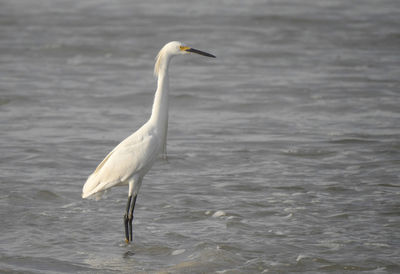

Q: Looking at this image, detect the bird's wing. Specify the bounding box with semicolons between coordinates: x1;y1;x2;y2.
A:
91;124;148;175
82;132;160;198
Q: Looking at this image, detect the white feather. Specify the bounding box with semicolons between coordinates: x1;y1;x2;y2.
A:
82;41;215;200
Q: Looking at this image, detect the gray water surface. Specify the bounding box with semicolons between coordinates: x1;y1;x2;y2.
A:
1;0;400;273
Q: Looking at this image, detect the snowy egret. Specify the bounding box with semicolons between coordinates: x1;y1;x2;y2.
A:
82;41;215;243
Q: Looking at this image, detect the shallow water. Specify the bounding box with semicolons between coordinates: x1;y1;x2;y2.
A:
1;0;400;273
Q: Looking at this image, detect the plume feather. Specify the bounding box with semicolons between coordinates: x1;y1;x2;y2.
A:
154;48;165;77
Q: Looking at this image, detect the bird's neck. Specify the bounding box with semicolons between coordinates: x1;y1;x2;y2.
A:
150;56;170;133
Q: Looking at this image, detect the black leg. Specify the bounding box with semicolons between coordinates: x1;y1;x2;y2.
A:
124;195;132;243
128;195;137;243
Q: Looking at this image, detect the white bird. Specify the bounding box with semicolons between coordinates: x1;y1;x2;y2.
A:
82;41;215;243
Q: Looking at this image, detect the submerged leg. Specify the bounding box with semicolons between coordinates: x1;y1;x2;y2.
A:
124;195;132;243
128;195;137;242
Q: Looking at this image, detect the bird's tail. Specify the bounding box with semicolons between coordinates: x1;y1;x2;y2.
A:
82;173;117;200
82;173;101;199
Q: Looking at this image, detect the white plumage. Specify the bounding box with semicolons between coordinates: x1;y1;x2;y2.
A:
82;123;159;199
81;41;215;243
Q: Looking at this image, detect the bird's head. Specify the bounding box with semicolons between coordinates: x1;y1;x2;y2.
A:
154;41;215;76
162;41;216;58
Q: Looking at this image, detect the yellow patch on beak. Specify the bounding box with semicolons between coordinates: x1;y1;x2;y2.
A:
180;46;191;51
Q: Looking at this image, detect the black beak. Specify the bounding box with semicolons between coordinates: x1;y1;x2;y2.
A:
186;48;216;58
